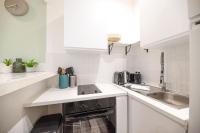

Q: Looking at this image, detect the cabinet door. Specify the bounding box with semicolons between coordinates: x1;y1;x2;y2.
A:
140;0;189;48
106;0;140;44
64;0;107;49
188;0;200;18
128;96;186;133
116;96;128;133
64;0;140;50
189;21;200;133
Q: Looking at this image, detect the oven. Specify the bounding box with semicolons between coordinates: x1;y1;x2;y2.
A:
62;97;116;133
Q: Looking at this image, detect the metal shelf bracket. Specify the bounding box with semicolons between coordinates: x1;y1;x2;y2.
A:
108;41;140;55
125;45;132;55
144;49;149;53
108;43;114;55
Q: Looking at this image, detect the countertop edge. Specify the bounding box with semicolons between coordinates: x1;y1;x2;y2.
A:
114;84;189;127
24;92;127;107
0;72;57;97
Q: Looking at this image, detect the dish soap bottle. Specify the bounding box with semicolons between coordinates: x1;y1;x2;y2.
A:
12;58;25;73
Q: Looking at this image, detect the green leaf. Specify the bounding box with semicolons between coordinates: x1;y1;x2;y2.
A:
2;59;13;66
25;59;38;67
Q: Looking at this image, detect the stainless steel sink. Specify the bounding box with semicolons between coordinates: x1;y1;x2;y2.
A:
147;92;189;109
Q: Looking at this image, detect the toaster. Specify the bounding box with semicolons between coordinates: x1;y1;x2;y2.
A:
114;71;130;85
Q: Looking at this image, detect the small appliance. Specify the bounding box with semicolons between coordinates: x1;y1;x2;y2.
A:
114;71;142;85
129;73;135;83
134;72;142;84
63;97;116;133
114;71;130;85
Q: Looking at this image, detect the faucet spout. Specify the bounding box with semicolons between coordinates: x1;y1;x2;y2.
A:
160;52;166;91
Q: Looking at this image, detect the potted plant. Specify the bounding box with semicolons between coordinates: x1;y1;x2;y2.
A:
1;59;13;73
25;59;38;72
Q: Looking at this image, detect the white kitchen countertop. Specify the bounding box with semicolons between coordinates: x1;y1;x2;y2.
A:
24;82;188;127
24;84;127;107
0;72;57;97
115;84;189;127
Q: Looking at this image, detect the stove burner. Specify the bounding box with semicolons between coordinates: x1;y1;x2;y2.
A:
78;84;102;95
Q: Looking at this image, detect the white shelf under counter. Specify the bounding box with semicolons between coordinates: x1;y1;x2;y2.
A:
0;72;57;97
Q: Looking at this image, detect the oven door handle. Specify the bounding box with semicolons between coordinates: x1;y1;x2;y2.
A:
64;109;114;122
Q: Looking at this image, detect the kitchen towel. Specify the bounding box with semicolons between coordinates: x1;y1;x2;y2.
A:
80;120;91;133
73;121;81;133
96;118;109;133
89;118;101;133
72;118;110;133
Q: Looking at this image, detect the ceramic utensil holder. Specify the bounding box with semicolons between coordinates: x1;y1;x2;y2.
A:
59;75;69;89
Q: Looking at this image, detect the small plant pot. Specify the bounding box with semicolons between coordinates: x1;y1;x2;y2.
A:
1;65;12;73
26;67;36;73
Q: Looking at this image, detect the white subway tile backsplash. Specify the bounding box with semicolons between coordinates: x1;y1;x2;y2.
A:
46;47;127;85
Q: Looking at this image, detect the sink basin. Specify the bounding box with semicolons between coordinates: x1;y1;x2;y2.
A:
147;92;189;109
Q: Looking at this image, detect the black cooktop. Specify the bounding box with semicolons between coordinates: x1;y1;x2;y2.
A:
78;84;102;95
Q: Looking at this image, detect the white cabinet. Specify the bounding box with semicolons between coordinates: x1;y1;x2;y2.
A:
140;0;189;48
106;0;140;44
188;0;200;19
64;0;107;49
128;96;187;133
64;0;140;50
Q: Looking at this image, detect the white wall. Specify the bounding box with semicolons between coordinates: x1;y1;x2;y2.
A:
0;0;46;62
46;0;64;54
127;45;161;86
127;43;189;96
46;50;127;84
164;43;189;96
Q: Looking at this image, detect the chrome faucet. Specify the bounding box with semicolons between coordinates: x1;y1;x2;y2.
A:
160;52;166;91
